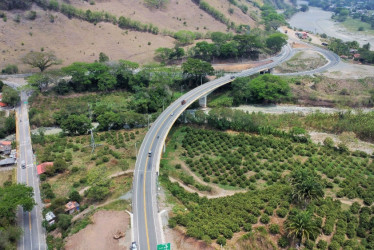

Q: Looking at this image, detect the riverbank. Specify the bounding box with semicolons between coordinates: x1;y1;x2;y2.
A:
288;6;374;48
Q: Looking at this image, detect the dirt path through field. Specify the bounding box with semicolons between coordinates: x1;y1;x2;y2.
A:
65;210;130;250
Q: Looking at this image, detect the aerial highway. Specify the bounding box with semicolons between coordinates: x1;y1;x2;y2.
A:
133;42;340;250
16;90;46;250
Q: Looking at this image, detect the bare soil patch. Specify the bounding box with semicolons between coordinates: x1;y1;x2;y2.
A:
164;226;214;250
65;210;130;250
309;131;374;154
323;61;374;79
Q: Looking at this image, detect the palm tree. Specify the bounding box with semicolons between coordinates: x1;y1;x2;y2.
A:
285;210;319;246
290;168;324;206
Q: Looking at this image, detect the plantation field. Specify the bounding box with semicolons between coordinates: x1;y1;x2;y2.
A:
162;126;374;248
34;128;145;200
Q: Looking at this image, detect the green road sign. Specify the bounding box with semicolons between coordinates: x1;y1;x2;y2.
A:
24;101;28;104
157;243;171;250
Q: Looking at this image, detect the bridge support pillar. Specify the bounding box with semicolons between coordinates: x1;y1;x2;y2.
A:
199;95;207;108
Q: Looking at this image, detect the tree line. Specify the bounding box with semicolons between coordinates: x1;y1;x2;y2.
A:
156;30;287;64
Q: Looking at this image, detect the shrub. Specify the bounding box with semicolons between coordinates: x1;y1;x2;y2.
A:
1;64;19;74
305;239;315;250
243;223;252;232
278;235;289;248
328;241;340;250
216;236;226;246
276;207;288;218
260;214;270;224
317;240;328;249
269;224;280;234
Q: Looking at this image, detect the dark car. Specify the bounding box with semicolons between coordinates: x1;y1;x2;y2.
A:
181;100;186;105
230;75;236;79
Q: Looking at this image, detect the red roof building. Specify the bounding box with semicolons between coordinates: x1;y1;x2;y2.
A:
37;162;53;175
0;141;12;146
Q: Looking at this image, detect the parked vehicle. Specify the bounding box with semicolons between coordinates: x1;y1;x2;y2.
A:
131;242;137;250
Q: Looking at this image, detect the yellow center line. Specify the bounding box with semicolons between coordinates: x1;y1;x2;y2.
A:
141;78;233;248
142;105;180;249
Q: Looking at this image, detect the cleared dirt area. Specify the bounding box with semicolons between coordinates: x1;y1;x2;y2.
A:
274;50;327;73
65;210;131;250
0;8;174;71
323;61;374;79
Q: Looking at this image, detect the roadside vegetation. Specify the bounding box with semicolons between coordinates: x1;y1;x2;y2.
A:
0;183;35;249
163;125;374;248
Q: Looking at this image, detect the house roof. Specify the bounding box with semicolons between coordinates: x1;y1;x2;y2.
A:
0;141;11;146
45;211;56;221
37;162;53;175
0;157;16;166
65;201;79;211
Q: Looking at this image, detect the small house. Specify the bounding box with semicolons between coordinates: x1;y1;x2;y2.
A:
0;144;11;155
45;211;56;225
37;162;54;175
65;201;80;214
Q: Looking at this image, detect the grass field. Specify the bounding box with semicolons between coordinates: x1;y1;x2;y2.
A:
341;17;374;36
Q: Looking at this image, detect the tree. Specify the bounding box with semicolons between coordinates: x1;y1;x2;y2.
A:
53;157;67;173
233;75;291;104
57;214;72;231
22;51;62;72
27;73;51;92
289;168;324;206
69;190;82;203
0;184;35;227
300;4;309;12
2;86;20;106
266;33;287;53
99;52;109;63
286;210;319;246
182;58;214;86
60;114;92;135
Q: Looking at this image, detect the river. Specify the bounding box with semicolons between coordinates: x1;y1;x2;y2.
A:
288;3;374;47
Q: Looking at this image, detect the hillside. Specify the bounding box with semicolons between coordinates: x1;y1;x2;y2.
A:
0;0;262;72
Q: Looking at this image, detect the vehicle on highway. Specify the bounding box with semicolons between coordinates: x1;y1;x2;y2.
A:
21;160;26;169
230;75;236;79
131;242;137;250
181;100;186;105
170;112;174;116
148;151;152;157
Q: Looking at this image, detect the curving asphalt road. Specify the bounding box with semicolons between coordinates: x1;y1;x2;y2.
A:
133;42;339;250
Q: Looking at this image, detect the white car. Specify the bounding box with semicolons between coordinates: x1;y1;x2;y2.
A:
131;242;137;250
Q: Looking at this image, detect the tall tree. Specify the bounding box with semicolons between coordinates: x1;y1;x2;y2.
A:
182;58;214;87
0;184;35;227
286;210;319;246
289;168;324;206
60;114;92;135
2;86;20;106
22;51;62;72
